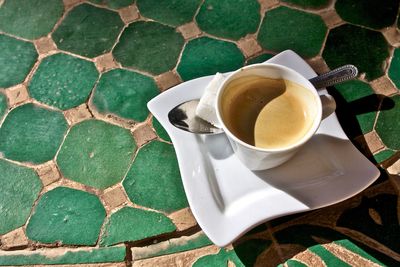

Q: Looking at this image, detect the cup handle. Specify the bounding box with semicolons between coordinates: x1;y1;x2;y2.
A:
320;94;336;120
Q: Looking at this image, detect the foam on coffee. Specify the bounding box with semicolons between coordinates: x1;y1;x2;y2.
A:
220;75;317;149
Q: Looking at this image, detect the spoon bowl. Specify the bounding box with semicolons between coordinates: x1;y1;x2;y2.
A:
168;100;223;134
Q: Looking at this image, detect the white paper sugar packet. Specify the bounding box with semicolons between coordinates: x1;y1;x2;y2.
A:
195;73;225;128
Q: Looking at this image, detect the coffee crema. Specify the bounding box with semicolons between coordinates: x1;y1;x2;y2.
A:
220;76;317;149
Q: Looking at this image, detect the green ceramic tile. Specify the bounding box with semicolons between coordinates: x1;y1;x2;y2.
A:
0;103;68;164
246;53;274;65
274;224;398;266
337;194;400;254
193;249;244;267
152;118;171;142
308;245;351;266
334;240;386;265
332;80;378;134
388;48;400;89
283;260;308;267
373;149;396;163
335;0;399;30
123;141;188;213
137;0;202;27
0;34;38;88
196;0;260;40
92;69;158;122
281;0;329;8
113;21;184;75
0;159;42;234
156;233;212;256
0;93;7;120
258;6;327;58
90;0;133;9
26;187;106;245
57;120;136;189
52;3;124;58
29;53;99;110
177;37;244;81
133;232;212;259
376;95;400;150
100;207;176;246
233;239;271;266
323;24;389;81
0;246;125;266
0;0;63;40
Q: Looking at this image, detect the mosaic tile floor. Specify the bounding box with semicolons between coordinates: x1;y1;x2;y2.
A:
0;0;399;266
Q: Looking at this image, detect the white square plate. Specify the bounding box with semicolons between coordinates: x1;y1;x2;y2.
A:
148;50;380;247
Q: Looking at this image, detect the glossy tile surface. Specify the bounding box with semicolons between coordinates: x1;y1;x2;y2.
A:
0;0;399;265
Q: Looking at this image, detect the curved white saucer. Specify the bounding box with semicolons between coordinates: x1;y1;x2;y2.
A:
147;50;380;247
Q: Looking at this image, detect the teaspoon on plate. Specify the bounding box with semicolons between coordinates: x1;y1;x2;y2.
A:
168;65;358;135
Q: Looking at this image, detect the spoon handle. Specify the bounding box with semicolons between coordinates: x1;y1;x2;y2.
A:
309;65;358;89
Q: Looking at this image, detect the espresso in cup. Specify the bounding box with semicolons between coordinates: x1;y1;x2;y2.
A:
216;63;325;170
220;75;318;149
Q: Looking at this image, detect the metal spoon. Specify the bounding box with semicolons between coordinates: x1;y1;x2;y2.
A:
168;65;358;134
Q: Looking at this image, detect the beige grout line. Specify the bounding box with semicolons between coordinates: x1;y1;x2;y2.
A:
0;30;34;43
279;0;332;15
323;243;383;267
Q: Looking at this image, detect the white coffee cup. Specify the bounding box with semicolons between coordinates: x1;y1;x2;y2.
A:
215;63;332;170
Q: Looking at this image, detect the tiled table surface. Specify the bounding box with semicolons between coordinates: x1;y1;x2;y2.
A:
0;0;399;266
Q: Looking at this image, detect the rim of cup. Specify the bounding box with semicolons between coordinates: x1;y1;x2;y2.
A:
215;63;323;153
